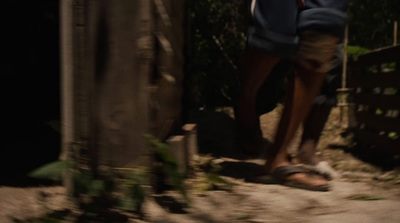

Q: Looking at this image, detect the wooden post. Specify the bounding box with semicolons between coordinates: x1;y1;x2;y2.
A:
60;0;74;162
60;0;75;195
394;21;398;46
183;124;198;161
339;25;349;126
167;135;188;174
342;25;348;91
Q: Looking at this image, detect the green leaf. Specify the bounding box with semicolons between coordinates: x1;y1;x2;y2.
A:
87;179;106;197
73;170;93;195
144;134;189;201
119;197;137;211
205;173;234;187
388;132;399;139
119;183;145;212
344;45;371;61
118;170;146;212
28;160;71;181
144;134;178;165
345;45;371;56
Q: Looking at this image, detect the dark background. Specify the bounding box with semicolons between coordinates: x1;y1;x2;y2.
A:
2;0;60;182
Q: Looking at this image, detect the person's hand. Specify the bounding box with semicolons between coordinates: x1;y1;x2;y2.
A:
297;0;306;8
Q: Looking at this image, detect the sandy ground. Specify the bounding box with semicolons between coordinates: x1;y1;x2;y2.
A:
1;107;400;222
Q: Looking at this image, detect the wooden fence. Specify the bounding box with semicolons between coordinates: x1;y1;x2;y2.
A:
348;45;400;157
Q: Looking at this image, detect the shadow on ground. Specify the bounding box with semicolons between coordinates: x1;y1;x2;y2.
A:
329;143;400;171
153;195;188;214
0;177;59;187
195;110;275;180
218;161;263;179
195;110;272;160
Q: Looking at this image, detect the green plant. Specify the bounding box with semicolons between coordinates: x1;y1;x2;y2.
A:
190;156;236;192
28;159;71;181
344;45;371;61
28;162;149;218
144;134;189;201
27;134;192;219
119;170;147;213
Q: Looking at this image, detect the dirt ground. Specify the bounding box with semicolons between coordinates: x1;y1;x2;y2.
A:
1;106;400;223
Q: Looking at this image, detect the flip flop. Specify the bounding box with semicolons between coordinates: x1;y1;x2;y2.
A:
295;161;341;181
245;165;330;192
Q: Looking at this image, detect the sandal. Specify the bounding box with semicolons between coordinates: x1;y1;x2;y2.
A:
295;161;340;181
246;165;330;192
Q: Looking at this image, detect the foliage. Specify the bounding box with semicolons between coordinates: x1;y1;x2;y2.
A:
145;134;189;201
186;0;247;112
118;170;147;213
27;134;190;220
185;0;400;112
28;160;71;181
190;156;236;192
28;162;148;217
344;45;371;60
347;0;400;49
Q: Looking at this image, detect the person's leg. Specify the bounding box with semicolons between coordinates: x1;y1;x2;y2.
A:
236;46;281;154
260;0;348;187
263;61;330;187
295;104;332;165
292;44;344;179
292;104;340;181
237;0;299;154
237;47;281;131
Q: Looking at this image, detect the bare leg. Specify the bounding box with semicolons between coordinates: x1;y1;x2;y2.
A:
294;105;332;165
236;46;281;154
264;64;328;187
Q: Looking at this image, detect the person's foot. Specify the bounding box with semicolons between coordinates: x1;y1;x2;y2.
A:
292;140;321;165
291;140;340;179
263;160;329;189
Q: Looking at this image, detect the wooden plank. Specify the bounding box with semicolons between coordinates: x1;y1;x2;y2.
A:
348;71;400;88
353;94;400;109
352;45;400;66
167;135;188;174
354;129;400;155
182;124;198;161
61;0;75;196
356;111;400;132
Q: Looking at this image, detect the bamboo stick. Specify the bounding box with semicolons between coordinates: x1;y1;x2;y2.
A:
394;21;398;46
